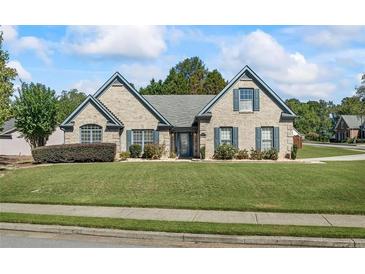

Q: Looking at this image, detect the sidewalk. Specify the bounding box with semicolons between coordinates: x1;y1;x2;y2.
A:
302;153;365;162
1;203;365;228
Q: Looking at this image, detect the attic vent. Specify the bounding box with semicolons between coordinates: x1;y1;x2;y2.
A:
240;73;252;81
112;79;123;87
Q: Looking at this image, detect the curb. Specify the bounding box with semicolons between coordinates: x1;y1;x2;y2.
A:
1;223;364;248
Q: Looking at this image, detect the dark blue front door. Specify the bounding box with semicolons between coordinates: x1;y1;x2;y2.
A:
177;132;191;157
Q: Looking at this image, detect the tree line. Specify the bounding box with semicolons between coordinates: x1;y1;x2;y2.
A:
1;31;364;147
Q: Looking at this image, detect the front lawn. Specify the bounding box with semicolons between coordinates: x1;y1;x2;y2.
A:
1;213;365;239
297;144;365;159
1;161;364;214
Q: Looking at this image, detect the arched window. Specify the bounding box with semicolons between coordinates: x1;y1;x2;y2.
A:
80;124;102;144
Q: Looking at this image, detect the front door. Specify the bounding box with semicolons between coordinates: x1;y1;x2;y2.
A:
178;133;191;157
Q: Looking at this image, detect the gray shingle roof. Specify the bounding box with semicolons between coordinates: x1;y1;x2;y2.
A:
0;118;16;135
341;115;365;128
144;95;215;127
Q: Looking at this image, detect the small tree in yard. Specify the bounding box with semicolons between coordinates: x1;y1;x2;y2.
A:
13;82;57;148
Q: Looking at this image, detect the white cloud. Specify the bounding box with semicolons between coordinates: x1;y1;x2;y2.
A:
63;26;167;59
216;30;334;98
119;63;167;88
7;60;32;81
0;25;51;64
71;79;102;95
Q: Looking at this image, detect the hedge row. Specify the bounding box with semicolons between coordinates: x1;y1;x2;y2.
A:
32;143;116;163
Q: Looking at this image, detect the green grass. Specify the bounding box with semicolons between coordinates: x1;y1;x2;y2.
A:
297;144;365;159
1;161;365;214
1;212;364;239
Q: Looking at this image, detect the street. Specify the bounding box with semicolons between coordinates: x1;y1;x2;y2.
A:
0;230;287;248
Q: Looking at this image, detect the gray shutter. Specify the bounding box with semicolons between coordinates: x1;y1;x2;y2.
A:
214;127;220;151
176;134;180;156
126;130;132;151
255;127;261;151
232;127;238;149
153;130;159;144
273;127;280;151
233;89;239;111
253;89;260;111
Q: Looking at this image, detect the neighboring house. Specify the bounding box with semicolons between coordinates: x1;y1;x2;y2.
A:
60;66;296;159
334;115;365;141
0;118;64;156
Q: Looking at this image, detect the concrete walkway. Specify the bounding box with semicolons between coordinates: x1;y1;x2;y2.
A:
302;153;365;162
1;203;365;228
304;142;365;150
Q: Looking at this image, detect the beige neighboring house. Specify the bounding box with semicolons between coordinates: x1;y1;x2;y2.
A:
60;66;296;159
0;118;64;156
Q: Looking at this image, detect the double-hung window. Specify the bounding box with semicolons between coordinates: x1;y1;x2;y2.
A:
132;129;154;150
220;127;232;145
80;124;102;144
239;89;253;112
261;127;273;151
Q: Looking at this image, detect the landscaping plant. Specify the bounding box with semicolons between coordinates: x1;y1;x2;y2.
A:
200;145;206;159
129;144;142;158
291;144;298;160
249;148;263;160
214;144;237;160
119;151;130;161
142;144;165;159
236;149;249;160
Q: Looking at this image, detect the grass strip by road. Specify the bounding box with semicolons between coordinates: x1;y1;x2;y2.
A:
1;212;365;239
297;144;365;159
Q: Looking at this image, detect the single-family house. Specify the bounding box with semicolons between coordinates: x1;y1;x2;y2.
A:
60;66;296;159
0;118;64;156
334;115;365;141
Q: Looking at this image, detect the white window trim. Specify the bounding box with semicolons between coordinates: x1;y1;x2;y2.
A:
261;127;273;151
79;124;103;144
131;129;154;151
220;127;233;145
239;88;254;112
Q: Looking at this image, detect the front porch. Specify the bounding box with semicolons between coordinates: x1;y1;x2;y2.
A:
169;127;200;158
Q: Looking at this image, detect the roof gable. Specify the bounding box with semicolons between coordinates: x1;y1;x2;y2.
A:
335;115;365;129
60;95;123;128
93;72;171;126
198;65;296;116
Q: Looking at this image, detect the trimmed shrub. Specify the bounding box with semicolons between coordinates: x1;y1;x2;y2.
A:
262;148;279;160
142;144;165;159
32;143;116;163
119;151;130;161
129;144;142;158
200;146;206;159
249;148;263;160
169;151;177;158
236;149;249;160
214;144;237;160
291;144;298;160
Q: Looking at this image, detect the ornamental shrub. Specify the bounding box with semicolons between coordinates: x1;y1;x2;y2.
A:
32;143;116;163
291;144;298;160
214;144;237;160
262;148;279;160
129;144;142;158
142;144;165;159
236;149;249;160
200;145;206;159
249;148;263;160
119;151;130;161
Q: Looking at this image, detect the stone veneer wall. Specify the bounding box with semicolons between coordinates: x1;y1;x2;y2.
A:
64;103;120;152
199;79;293;159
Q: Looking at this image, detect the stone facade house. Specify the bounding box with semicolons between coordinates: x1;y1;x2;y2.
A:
60;66;296;159
334;115;365;141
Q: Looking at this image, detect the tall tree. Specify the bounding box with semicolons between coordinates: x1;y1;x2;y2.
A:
286;98;333;137
13;82;57;148
56;88;87;123
0;32;17;128
203;69;227;95
140;57;226;95
356;73;365;100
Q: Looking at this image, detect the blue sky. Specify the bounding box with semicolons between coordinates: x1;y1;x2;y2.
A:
1;25;364;103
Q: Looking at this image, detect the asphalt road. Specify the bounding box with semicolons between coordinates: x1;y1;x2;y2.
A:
0;230;287;248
